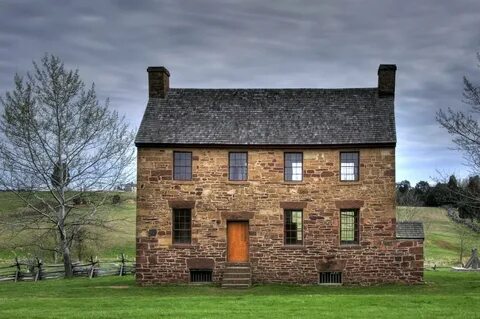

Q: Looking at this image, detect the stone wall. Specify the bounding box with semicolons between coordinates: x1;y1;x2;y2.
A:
136;147;423;285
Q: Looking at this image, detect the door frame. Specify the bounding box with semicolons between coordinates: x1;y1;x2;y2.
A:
226;220;250;262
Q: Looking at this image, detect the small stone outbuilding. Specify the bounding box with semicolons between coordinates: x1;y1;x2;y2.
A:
135;64;424;287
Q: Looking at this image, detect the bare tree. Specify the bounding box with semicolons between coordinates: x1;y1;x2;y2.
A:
397;191;422;221
447;208;480;266
0;55;135;277
437;52;480;222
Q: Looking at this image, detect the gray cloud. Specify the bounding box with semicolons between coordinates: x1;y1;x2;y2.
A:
1;0;480;183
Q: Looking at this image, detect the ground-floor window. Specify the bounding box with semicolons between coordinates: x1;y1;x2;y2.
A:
340;209;359;244
173;208;192;244
284;209;303;245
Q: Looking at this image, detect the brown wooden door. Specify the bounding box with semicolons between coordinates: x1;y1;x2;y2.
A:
227;221;249;262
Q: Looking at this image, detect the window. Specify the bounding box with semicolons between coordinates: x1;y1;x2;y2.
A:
229;152;248;181
340;210;359;244
284;152;303;181
319;272;342;285
173;208;191;244
340;152;359;181
173;152;192;180
190;270;212;283
284;210;303;245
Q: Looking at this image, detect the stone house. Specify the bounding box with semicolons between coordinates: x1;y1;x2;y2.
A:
135;65;424;287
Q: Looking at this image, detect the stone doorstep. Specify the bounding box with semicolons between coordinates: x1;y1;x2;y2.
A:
221;283;251;289
223;272;252;278
222;278;252;284
223;267;251;272
225;262;251;267
222;262;252;288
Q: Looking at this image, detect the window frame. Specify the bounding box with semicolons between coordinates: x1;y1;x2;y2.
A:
228;152;248;181
284;209;304;246
173;151;193;181
172;208;192;244
339;151;360;182
284;152;304;182
339;209;360;245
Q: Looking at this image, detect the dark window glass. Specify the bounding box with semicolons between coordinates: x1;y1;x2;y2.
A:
340;210;359;244
284;210;303;245
285;153;303;181
319;272;342;284
173;208;191;244
174;152;192;180
229;152;248;181
340;152;359;181
190;270;212;283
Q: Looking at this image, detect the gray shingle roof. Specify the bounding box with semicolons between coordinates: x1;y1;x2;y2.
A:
396;221;424;239
135;88;396;146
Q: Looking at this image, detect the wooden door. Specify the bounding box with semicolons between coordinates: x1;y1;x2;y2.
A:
227;221;249;262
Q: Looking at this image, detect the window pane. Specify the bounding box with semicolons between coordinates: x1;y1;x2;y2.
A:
340;152;359;181
173;209;191;244
284;210;303;245
174;152;192;180
340;210;358;244
285;153;303;181
229;152;247;180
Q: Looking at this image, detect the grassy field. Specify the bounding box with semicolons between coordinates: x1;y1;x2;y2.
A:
397;206;480;267
0;192;136;262
0;191;479;266
0;271;478;318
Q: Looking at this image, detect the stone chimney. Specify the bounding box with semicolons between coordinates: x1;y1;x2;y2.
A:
377;64;397;97
147;66;170;98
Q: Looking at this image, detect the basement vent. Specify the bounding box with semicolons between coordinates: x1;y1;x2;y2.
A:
190;270;212;283
319;272;342;285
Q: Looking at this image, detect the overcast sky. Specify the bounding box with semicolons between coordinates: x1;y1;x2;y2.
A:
1;0;480;184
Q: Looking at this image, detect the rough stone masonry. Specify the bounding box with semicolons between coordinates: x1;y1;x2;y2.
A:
136;147;423;285
135;64;424;286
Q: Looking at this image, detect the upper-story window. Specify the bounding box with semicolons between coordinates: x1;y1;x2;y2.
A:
340;152;359;181
173;151;192;180
229;152;248;181
284;152;303;181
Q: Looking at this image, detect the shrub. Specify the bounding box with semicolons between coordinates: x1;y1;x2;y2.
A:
112;194;122;205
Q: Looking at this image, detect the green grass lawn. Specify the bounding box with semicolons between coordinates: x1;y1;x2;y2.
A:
0;271;479;318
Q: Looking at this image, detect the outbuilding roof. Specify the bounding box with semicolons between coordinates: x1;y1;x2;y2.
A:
396;221;424;239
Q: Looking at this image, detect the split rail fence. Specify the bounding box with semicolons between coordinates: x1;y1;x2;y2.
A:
0;254;134;283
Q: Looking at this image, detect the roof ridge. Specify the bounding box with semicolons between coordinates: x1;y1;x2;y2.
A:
168;87;378;91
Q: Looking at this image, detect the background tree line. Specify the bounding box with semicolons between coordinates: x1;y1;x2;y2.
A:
396;175;480;221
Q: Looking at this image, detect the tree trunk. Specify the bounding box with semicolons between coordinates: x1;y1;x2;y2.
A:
459;231;465;267
59;221;73;278
61;236;73;278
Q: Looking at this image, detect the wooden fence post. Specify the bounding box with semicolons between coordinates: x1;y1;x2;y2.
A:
88;256;98;279
14;257;21;282
119;253;126;276
34;258;43;282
